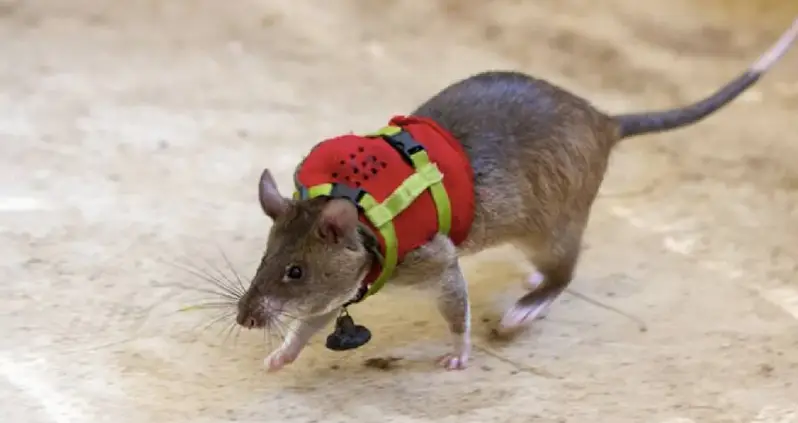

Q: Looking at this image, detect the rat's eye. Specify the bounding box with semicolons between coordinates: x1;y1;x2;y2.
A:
284;265;303;281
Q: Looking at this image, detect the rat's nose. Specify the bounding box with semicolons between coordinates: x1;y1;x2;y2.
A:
235;313;258;329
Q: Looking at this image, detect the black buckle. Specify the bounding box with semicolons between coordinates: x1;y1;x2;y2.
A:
295;184;309;200
329;183;366;208
381;130;425;167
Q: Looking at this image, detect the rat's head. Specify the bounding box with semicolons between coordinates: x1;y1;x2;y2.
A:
235;169;374;330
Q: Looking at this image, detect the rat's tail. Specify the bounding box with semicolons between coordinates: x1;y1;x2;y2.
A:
612;17;798;140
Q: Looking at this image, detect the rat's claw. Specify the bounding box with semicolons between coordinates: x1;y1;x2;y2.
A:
437;351;469;370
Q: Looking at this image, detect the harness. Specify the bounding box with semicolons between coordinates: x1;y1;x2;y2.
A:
291;115;474;350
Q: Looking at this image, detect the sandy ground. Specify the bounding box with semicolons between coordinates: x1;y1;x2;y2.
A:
2;0;798;422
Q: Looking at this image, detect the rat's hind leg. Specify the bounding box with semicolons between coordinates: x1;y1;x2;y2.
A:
499;228;583;332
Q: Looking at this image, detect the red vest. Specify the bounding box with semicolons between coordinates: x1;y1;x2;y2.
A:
294;115;475;298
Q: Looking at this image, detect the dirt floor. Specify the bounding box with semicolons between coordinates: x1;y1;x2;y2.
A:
2;0;798;422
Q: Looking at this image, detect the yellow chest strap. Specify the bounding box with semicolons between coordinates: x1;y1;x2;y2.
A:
292;125;453;301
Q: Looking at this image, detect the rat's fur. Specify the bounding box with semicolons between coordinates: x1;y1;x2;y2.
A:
237;18;798;371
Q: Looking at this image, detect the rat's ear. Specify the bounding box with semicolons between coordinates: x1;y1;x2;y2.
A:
317;198;359;243
258;168;289;220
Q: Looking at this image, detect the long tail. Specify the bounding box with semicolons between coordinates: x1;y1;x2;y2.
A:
614;17;798;140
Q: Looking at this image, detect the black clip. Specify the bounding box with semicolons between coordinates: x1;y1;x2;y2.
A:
325;308;372;351
329;183;367;209
381;131;425;167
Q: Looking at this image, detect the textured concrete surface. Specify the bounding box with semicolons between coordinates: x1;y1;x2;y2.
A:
2;1;798;422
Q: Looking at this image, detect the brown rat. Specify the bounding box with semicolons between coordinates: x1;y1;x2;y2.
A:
236;18;798;371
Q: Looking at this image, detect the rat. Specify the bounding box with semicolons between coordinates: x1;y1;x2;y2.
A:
235;17;798;372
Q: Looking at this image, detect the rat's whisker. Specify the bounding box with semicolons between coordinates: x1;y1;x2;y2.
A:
156;259;240;301
182;258;242;299
178;300;238;312
190;310;237;336
262;325;272;352
267;321;285;343
215;244;247;295
267;315;290;343
198;255;245;299
157;280;240;301
168;259;243;301
174;255;236;292
220;321;238;346
187;309;228;332
267;301;309;326
233;325;242;347
186;287;238;301
275;311;305;342
272;308;304;321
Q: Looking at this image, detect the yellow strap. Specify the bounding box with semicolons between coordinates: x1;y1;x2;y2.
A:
363;154;443;227
293;183;334;200
357;194;398;298
409;151;452;236
364;125;402;138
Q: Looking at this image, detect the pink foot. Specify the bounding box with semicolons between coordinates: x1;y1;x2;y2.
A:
498;296;555;332
437;351;469;370
264;347;299;372
509;271;550;322
524;271;545;290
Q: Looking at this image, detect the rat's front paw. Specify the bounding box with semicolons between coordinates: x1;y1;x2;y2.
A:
437;330;471;370
437;351;469;370
438;336;470;371
264;348;299;372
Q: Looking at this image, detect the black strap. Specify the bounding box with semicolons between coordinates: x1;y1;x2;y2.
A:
343;227;383;306
328;183;367;209
343;286;368;307
379;130;426;167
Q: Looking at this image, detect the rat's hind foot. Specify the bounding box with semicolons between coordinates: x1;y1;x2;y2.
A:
503;231;580;333
497;271;552;331
498;292;557;332
524;271;545;291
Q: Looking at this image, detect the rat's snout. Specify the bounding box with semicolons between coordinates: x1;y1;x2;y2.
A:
235;306;267;330
235;313;258;329
235;292;269;330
